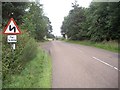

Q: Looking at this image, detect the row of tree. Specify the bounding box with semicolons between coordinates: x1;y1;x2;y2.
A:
61;1;120;42
2;2;53;40
2;1;53;82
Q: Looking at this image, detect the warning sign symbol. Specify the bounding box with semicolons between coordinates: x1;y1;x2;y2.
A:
3;18;21;34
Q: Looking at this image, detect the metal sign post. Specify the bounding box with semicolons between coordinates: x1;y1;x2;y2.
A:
3;18;21;64
11;43;15;64
7;35;17;50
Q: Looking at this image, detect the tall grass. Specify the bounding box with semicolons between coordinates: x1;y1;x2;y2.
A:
2;30;38;84
66;40;118;53
3;48;52;88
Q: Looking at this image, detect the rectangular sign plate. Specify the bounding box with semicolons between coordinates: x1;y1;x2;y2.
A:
7;35;17;42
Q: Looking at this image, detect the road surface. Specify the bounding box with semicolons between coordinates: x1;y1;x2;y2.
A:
43;40;119;88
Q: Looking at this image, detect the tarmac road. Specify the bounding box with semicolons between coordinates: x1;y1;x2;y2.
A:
43;40;118;88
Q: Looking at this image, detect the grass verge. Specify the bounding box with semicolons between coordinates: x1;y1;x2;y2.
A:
65;40;118;53
3;47;52;88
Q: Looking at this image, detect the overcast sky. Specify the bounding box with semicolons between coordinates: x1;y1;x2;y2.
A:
40;0;93;36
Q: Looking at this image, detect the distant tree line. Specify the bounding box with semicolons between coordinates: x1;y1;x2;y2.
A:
61;1;120;42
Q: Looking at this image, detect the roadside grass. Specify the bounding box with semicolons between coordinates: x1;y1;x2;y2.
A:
65;40;118;53
3;47;52;88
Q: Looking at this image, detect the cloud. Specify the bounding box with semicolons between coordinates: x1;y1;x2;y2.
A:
41;0;92;36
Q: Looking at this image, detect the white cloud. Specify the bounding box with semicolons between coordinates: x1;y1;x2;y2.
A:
41;0;92;36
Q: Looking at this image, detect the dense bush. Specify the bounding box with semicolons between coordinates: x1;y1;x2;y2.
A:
2;30;38;83
2;1;53;84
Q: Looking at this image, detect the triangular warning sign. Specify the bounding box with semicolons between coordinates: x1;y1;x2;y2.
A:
3;18;21;34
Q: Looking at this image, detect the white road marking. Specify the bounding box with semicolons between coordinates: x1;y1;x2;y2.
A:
92;57;120;71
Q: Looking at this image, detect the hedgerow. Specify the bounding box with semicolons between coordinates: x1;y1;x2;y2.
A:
2;30;38;83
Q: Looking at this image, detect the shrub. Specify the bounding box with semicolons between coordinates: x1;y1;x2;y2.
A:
2;30;38;83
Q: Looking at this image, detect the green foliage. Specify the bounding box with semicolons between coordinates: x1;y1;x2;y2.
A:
2;1;53;87
22;2;53;41
2;31;38;83
3;48;52;88
2;2;28;25
61;1;120;42
46;33;55;39
2;2;53;41
66;40;118;53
